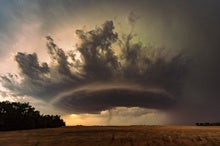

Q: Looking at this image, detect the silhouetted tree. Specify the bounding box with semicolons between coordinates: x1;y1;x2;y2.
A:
195;122;220;126
0;101;65;131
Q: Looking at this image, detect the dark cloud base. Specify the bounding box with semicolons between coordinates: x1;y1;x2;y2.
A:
53;83;175;114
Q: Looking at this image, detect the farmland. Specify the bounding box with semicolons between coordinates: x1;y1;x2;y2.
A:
0;126;220;146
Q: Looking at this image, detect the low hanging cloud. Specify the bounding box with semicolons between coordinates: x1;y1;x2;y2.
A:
52;83;175;114
0;20;189;114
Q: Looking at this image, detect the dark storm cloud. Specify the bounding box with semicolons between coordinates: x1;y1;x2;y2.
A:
1;20;188;114
15;52;49;79
76;20;119;80
164;0;220;124
1;0;220;123
1;51;82;100
53;83;175;114
0;73;18;91
46;36;81;81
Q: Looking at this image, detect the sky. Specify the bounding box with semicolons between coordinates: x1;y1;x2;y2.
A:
0;0;220;125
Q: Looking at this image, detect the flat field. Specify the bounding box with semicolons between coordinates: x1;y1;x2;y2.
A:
0;126;220;146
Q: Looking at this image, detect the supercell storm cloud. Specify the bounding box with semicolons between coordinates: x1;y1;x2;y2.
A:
1;0;220;124
0;19;188;114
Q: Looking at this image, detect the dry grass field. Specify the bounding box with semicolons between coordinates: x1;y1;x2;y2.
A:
0;126;220;146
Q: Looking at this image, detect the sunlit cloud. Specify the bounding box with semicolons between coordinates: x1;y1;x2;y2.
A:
62;107;170;126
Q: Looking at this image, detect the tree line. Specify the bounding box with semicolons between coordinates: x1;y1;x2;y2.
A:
0;101;65;131
196;122;220;126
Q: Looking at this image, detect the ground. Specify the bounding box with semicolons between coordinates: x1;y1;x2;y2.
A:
0;126;220;146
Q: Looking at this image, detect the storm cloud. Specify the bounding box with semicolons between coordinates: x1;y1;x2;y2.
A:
52;83;175;114
1;19;188;114
1;0;220;124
